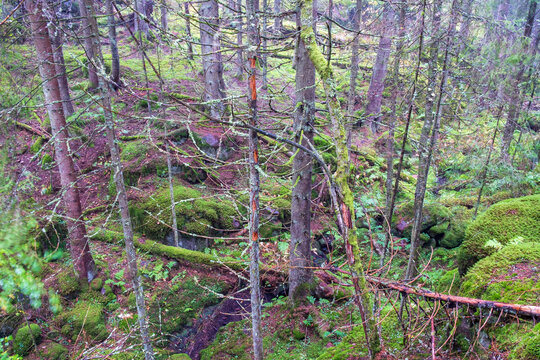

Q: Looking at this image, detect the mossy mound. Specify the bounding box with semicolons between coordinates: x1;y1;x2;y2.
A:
460;242;540;305
39;341;68;360
132;184;237;241
490;322;540;360
13;323;41;356
317;326;368;360
56;300;108;342
458;194;540;273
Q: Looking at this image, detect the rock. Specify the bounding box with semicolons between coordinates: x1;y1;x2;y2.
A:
202;134;220;148
41;342;68;360
13;323;42;356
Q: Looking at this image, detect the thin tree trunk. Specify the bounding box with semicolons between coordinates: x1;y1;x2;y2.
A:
364;3;394;133
246;0;263;356
200;0;226;119
26;0;95;281
406;0;458;280
262;0;268;89
382;2;406;266
299;0;380;356
346;0;362;119
474;106;503;218
79;1;155;357
77;0;98;89
160;0;168;31
289;8;315;304
273;0;281;33
106;0;121;90
185;2;194;60
236;0;243;78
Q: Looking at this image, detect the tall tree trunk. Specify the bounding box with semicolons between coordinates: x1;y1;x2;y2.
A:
236;0;243;78
135;0;150;37
160;0;168;31
25;0;95;281
200;0;226;119
500;0;537;161
185;2;194;60
382;1;406;265
273;0;282;32
299;0;380;356
48;20;75;118
77;0;98;89
288;8;315;304
364;3;394;133
262;0;268;89
346;0;362;118
405;0;458;280
79;1;155;357
246;0;263;357
106;0;121;90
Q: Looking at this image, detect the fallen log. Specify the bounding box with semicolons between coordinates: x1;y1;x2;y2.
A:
15;121;51;139
366;276;540;319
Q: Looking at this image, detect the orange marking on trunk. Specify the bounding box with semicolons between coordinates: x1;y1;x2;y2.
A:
341;202;352;229
248;57;257;101
253;149;258;163
252;231;259;242
252;199;257;213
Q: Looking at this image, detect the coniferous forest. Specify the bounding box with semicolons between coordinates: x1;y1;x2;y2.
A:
0;0;539;359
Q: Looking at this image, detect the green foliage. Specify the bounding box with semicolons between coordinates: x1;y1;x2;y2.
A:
13;323;41;356
458;194;540;273
460;242;540;304
0;335;21;360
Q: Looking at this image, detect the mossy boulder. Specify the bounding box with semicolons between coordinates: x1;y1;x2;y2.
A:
317;325;367;359
131;184;237;241
57;267;81;298
490;322;540;360
40;342;68;360
460;242;540;305
458;194;540;273
57;300;108;342
13;323;42;356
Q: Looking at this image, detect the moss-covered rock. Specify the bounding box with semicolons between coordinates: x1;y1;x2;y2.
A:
13;323;41;356
58;300;108;342
170;354;192;360
317;325;367;359
490;322;540;360
40;342;68;360
132;184;237;241
458;194;540;273
460;242;540;305
57;267;81;298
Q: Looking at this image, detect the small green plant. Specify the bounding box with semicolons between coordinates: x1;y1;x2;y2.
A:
0;336;22;360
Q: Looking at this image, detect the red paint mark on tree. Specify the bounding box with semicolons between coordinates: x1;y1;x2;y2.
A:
249;57;257;101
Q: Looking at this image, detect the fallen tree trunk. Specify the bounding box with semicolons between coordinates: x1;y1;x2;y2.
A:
366;276;540;318
91;229;540;318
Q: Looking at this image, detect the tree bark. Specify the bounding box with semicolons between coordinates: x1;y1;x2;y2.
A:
48;20;75;118
200;0;226;119
246;0;263;357
26;0;95;281
79;0;155;357
288;8;315;304
77;0;98;89
364;3;394;133
106;0;121;90
273;0;282;32
160;0;168;31
236;0;243;78
185;2;194;60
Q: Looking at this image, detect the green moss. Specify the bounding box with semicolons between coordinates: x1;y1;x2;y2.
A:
170;354;192;360
458;194;540;273
30;137;44;154
490;322;539;360
317;326;367;359
59;300;108;342
90;277;103;291
460;242;540;304
133;184;237;240
120;140;153;162
57;268;81;297
41;153;54;169
41;342;68;360
435;268;460;295
13;323;41;356
200;320;250;360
